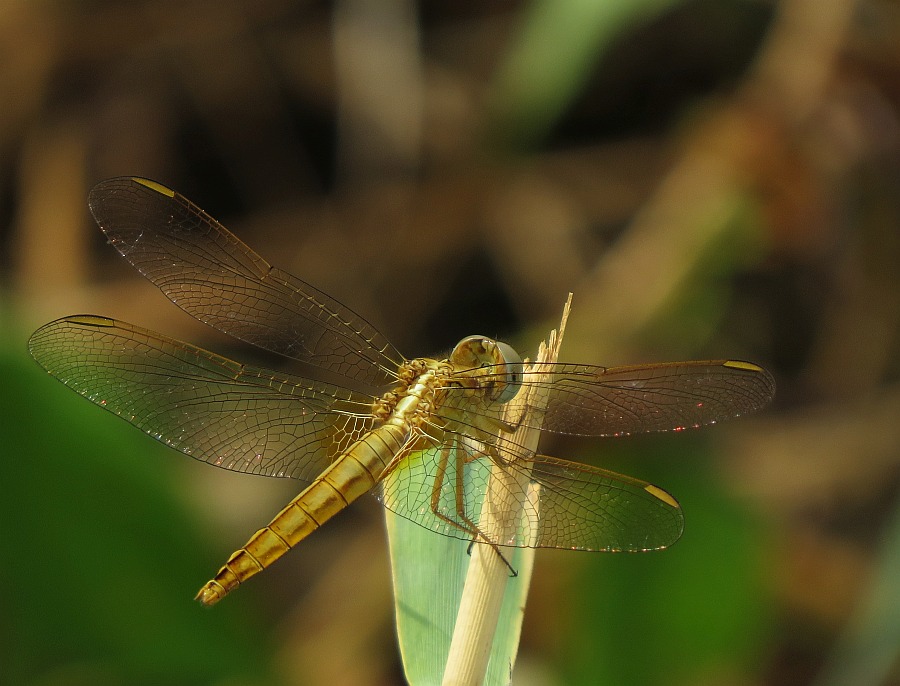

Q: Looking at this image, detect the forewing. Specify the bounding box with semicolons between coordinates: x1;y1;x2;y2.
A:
28;316;376;482
438;360;774;438
88;177;404;389
534;361;774;436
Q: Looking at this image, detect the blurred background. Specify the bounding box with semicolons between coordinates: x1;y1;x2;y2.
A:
2;0;899;684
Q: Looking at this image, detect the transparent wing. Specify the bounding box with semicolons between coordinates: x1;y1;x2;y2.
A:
28;316;376;482
440;360;775;438
380;437;683;551
88;177;405;390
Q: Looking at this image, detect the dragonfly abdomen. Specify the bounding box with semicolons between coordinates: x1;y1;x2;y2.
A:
195;422;409;605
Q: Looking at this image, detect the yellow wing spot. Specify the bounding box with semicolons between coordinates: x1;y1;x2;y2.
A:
132;177;175;197
644;484;679;509
66;315;116;328
723;360;764;373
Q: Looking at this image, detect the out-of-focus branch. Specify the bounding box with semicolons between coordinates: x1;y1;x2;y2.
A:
566;0;861;363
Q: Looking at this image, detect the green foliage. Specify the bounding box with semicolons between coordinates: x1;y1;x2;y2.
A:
488;0;683;148
0;327;274;686
559;436;771;685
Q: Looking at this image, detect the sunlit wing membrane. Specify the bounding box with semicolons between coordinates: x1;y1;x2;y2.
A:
88;177;405;390
28;315;376;482
438;360;775;438
524;454;683;550
379;439;683;551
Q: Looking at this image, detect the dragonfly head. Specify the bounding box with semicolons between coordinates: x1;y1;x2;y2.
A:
449;335;524;404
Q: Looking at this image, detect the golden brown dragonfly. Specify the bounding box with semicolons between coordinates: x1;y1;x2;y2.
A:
28;177;775;606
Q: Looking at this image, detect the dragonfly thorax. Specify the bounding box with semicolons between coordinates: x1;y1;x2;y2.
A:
372;357;452;425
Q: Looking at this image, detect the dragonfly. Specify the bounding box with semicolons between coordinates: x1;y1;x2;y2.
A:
28;177;775;606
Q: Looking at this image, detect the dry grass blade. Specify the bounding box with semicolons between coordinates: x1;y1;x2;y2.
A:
442;295;572;686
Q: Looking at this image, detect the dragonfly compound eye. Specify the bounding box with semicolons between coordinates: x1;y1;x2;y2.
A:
491;340;523;404
449;336;523;403
449;335;491;369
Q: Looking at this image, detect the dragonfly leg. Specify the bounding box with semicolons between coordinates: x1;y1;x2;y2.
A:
462;537;518;576
428;439;517;576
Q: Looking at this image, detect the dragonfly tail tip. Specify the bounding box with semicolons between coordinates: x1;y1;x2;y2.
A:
194;581;226;607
